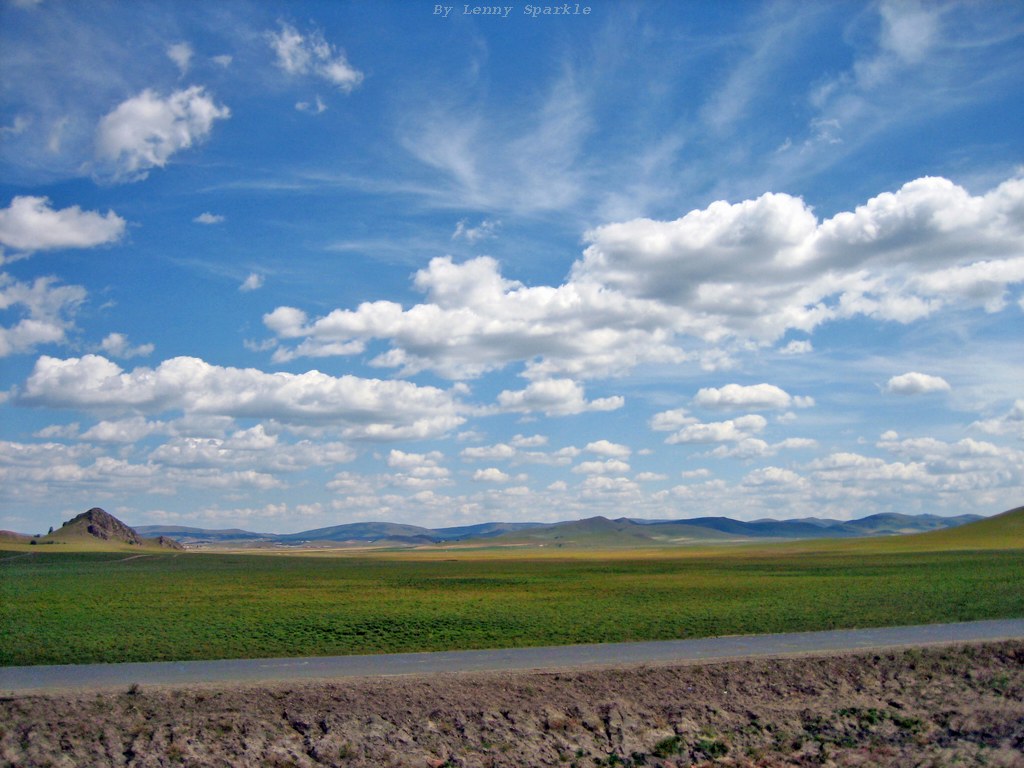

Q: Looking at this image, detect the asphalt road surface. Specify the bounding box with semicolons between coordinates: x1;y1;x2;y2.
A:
3;618;1022;694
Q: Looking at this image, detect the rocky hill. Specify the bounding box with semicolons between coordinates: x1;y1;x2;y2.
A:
46;508;183;550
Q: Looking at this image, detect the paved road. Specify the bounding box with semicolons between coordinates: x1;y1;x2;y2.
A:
3;618;1022;694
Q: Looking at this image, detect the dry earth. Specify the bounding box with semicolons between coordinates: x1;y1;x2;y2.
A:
2;641;1023;768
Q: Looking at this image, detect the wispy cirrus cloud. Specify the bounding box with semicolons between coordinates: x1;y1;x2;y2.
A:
267;22;363;92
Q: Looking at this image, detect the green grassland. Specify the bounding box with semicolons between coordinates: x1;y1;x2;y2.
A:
2;508;1022;667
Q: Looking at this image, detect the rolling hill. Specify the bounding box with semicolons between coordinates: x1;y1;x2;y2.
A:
2;506;1017;553
131;509;990;549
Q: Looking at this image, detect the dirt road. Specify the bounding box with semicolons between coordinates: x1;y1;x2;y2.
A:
3;618;1023;693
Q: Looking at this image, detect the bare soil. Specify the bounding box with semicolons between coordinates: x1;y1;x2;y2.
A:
2;641;1023;767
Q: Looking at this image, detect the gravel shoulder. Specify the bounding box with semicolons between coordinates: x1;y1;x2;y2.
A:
3;640;1023;767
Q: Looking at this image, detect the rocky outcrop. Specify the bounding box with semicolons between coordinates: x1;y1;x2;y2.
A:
152;534;185;551
63;507;145;545
58;507;183;549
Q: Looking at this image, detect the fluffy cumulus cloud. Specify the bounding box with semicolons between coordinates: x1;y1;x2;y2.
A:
18;354;464;440
660;414;768;446
95;86;230;181
572;459;631;475
885;372;951;395
972;400;1024;439
460;440;580;467
576;176;1024;339
0;196;125;252
150;425;355;473
264;254;685;379
473;467;510;483
808;434;1024;497
585;439;631;458
267;23;363;92
194;212;224;225
693;383;813;410
496;378;624;417
0;275;86;357
262;176;1024;386
742;466;806;489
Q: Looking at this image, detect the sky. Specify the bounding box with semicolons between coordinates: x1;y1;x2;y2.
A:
1;0;1022;534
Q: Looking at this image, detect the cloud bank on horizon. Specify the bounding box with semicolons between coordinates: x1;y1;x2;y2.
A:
0;0;1022;532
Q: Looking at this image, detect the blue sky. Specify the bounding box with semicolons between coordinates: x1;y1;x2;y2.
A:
1;0;1022;534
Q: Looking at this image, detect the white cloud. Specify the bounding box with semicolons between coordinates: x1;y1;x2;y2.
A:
511;433;547;448
452;218;500;243
461;443;516;461
496;378;624;417
34;423;81;440
167;42;193;76
80;417;165;443
576;176;1024;341
296;96;327;115
99;332;154;359
971;400;1024;439
0;438;292;503
262;176;1024;385
0;196;125;252
649;408;696;432
801;436;1024;502
95;86;230;182
707;435;816;460
267;23;363;92
663;414;768;445
239;273;264;292
680;468;712;479
779;340;812;355
18;354;465;440
572;459;631;475
473;467;510;483
194;212;224;225
264;255;685;380
585;439;631;458
806;452;927;484
693;383;813;410
742;466;805;488
387;449;444;470
1;115;30;138
150;425;356;473
0;274;86;357
885;372;951;395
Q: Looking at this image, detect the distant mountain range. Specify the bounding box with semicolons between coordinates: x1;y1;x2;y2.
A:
135;511;985;549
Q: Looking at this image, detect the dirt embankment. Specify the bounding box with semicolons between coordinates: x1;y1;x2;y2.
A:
2;641;1023;768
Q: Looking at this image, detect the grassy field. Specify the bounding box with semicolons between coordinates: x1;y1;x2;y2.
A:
3;509;1023;666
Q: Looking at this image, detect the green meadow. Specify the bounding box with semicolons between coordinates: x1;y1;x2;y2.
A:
3;510;1023;666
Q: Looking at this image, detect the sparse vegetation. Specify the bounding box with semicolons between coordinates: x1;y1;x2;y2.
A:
651;734;682;757
4;641;1022;767
695;734;729;758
